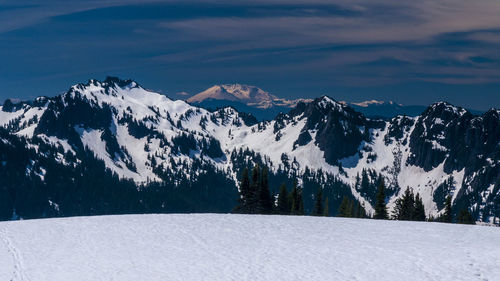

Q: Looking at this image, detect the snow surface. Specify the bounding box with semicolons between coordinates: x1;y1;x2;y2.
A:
0;214;499;281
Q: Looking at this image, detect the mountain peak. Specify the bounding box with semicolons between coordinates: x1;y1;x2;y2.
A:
426;101;468;117
315;96;344;110
69;77;140;95
188;84;310;109
188;84;276;109
102;76;139;88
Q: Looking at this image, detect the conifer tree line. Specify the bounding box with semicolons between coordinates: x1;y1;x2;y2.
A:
233;164;305;215
373;178;475;224
233;164;476;225
337;196;367;218
234;164;364;217
233;165;274;214
392;188;426;221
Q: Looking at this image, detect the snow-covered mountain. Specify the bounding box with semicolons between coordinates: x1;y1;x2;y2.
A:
188;84;308;109
0;77;498;222
347;100;485;119
347;100;427;118
187;84;310;120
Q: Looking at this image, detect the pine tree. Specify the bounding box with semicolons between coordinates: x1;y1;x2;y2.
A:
401;188;415;221
248;164;261;214
233;168;250;213
289;181;299;215
392;197;404;220
257;167;273;214
443;195;452;223
288;181;305;216
354;201;365;218
297;191;305;215
338;196;350;217
323;197;330;217
413;193;426;221
312;187;324;216
358;202;367;218
355;173;361;190
348;199;354;218
270;191;276;213
276;183;289;215
392;189;425;221
361;169;370;191
457;209;474;224
374;178;388;219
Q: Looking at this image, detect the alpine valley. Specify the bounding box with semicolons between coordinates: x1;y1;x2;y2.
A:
0;77;498;223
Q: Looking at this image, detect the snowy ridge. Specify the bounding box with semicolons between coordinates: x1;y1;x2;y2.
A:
1;78;499;221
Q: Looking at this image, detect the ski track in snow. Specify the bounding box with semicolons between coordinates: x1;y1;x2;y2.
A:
0;227;31;281
0;214;499;281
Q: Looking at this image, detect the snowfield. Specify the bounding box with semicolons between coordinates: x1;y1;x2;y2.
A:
0;214;499;281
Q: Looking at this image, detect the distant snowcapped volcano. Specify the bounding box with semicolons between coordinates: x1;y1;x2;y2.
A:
187;84;310;109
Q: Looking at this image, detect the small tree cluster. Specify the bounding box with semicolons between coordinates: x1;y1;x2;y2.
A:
337;196;367;218
456;209;474;224
431;195;453;223
392;188;426;221
312;188;329;216
281;181;305;215
233;164;273;214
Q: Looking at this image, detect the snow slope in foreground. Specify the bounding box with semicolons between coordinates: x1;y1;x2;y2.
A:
0;214;499;281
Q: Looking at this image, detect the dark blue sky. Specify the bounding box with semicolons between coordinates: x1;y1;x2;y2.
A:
1;0;500;110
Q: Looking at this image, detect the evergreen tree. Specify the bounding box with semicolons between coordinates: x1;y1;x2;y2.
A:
289;181;305;216
443;195;452;223
276;183;290;215
354;201;365;218
270;191;276;213
392;197;404;220
289;181;299;215
401;188;415;220
297;191;305;215
312;187;324;216
374;178;388;219
355;173;361;190
413;193;426;221
233;167;250;213
457;209;474;224
257;167;273;214
248;164;261;214
338;196;350;217
392;189;426;221
348;200;354;218
361;169;370;191
323;197;330;217
357;202;367;218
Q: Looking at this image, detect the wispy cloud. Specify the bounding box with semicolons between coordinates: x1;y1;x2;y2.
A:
1;0;500;109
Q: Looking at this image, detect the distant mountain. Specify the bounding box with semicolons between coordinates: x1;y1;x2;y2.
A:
347;100;427;118
189;86;484;120
187;84;310;120
348;100;484;119
0;77;498;222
